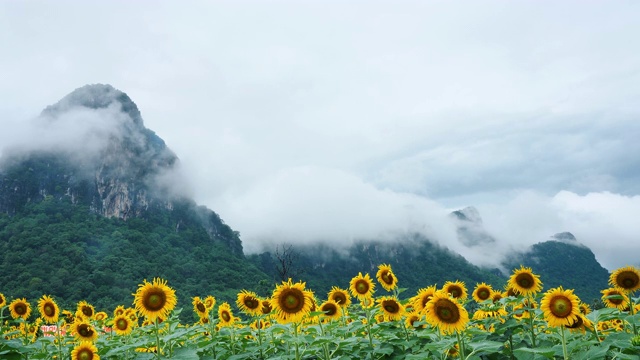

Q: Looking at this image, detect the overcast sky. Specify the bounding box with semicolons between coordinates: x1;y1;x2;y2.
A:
1;1;639;270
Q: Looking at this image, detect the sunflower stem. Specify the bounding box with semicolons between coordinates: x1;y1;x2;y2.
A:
318;318;331;360
560;325;569;360
154;318;161;360
455;330;467;360
256;318;265;360
364;305;375;355
55;320;63;360
527;296;537;348
629;293;638;336
293;322;301;360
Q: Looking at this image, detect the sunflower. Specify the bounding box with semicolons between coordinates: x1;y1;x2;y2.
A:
71;342;100;360
508;266;543;296
94;312;108;322
412;285;437;313
25;318;42;342
77;301;95;319
404;311;425;329
349;272;376;300
72;320;98;342
376;264;398;292
236;290;262;316
9;298;31;320
62;309;75;324
204;295;216;311
112;315;133;336
0;292;6;308
270;279;314;324
250;319;270;330
133;278;177;322
609;266;640;293
601;288;629;310
491;291;504;303
192;296;208;319
218;302;235;327
579;302;591;315
328;287;352;309
113;305;126;317
472;283;493;303
442;281;467;301
425;291;469;334
540;287;580;327
37;295;59;324
565;314;593;333
378;296;405;321
260;299;273;315
319;300;342;321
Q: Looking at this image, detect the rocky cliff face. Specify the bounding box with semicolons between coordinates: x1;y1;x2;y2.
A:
0;84;243;253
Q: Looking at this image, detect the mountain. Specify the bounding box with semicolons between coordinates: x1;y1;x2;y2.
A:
0;84;267;315
501;232;609;305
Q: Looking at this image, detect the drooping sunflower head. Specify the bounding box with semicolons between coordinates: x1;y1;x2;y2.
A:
472;283;493;303
565;313;593;333
192;296;208;318
9;298;31;320
113;314;133;336
260;299;273;315
601;288;629;310
491;291;504;304
37;295;59;324
204;295;216;311
378;296;405;321
0;292;6;308
508;266;543;296
376;264;398;292
404;311;425;329
442;281;468;301
218;302;235;327
133;278;177;322
579;302;591;315
328;287;352;309
61;309;75;324
319;300;342;321
412;285;437;313
424;291;469;335
72;320;98;342
236;290;262;316
71;341;100;360
270;279;314;324
540;287;580;327
609;266;640;293
77;301;95;319
349;272;376;300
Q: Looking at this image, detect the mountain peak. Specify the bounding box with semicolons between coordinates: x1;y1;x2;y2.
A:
42;84;143;125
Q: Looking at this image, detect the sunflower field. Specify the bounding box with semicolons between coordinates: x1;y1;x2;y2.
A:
1;265;640;359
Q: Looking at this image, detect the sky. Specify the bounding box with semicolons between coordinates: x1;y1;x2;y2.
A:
1;1;639;270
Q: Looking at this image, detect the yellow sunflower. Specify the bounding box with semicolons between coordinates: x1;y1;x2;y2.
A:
540;287;580;327
37;295;59;324
218;302;235;327
192;296;208;319
508;266;543;296
25;318;42;342
112;315;133;336
579;302;591;315
72;320;98;342
236;290;262;316
425;291;469;334
376;264;398;292
250;319;270;330
270;279;314;324
9;298;31;320
0;292;6;308
113;305;126;317
319;300;342;321
412;285;437;313
609;266;640;293
71;342;100;360
472;283;493;303
260;299;273;315
378;296;405;321
404;311;425;329
442;280;467;301
77;301;95;320
328;287;352;309
94;312;108;322
565;314;593;333
204;295;216;311
133;278;177;322
601;288;629;310
62;309;75;324
349;272;376;300
491;291;504;303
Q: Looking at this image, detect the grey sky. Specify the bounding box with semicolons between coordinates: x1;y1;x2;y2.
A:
1;1;639;270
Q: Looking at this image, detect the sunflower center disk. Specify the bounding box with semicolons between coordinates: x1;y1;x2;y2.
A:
15;305;26;315
323;305;337;316
550;297;572;317
246;299;259;309
146;292;166;310
435;300;460;324
197;303;206;313
221;311;231;321
478;290;490;300
117;319;127;330
284;294;301;311
516;274;532;288
382;273;394;285
450;287;461;298
333;294;346;304
356;281;369;294
78;349;93;360
44;304;55;316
